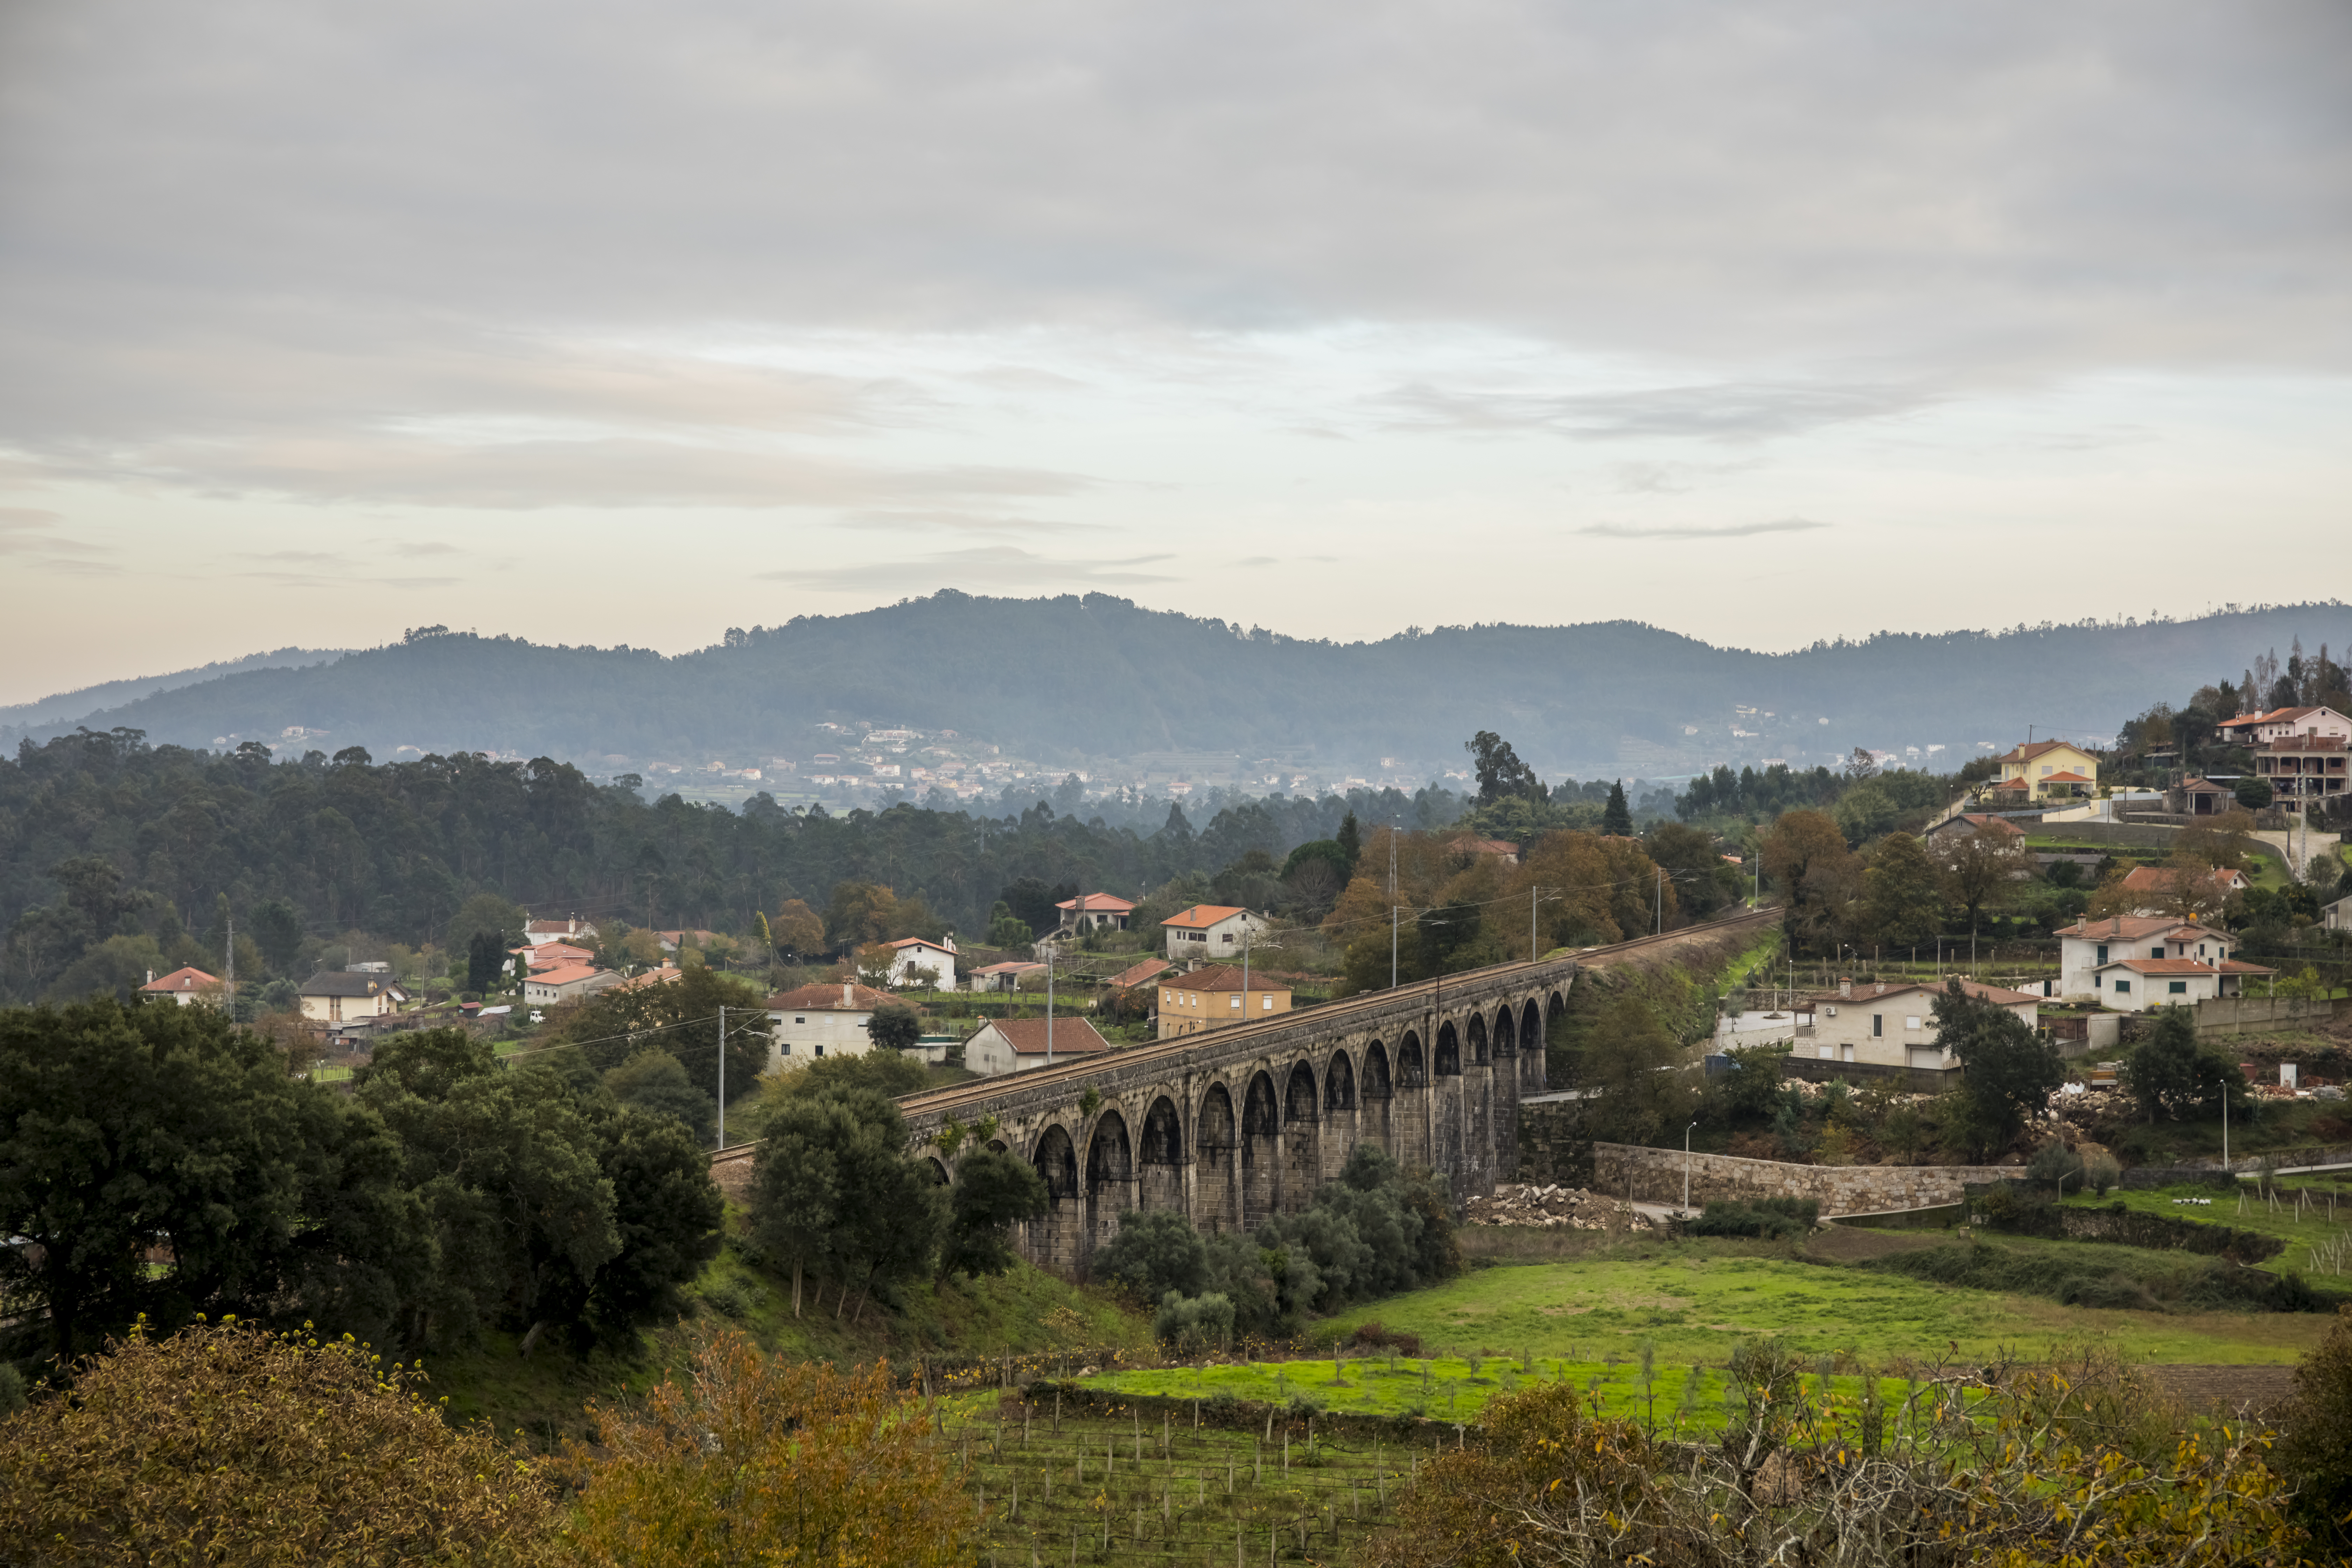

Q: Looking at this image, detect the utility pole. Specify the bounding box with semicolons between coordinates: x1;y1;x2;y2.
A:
224;914;235;1018
1531;886;1539;964
1046;941;1056;1066
1654;867;1663;936
716;1005;726;1148
1391;905;1400;991
1241;924;1252;1025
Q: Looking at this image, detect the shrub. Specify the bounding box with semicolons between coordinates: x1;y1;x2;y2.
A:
2277;1306;2352;1552
1684;1197;1818;1239
565;1328;975;1568
0;1319;558;1564
1153;1291;1236;1357
2027;1138;2086;1189
2084;1151;2122;1195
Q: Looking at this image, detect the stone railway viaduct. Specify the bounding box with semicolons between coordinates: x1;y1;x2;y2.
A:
873;909;1773;1278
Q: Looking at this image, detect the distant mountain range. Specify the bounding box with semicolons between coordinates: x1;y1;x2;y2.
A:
7;595;2347;785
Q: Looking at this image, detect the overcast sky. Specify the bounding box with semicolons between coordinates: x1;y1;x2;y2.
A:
3;1;2349;705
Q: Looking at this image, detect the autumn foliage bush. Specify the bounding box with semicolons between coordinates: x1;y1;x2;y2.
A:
561;1327;978;1568
0;1318;558;1567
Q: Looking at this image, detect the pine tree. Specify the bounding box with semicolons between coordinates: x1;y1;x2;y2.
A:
1601;781;1633;837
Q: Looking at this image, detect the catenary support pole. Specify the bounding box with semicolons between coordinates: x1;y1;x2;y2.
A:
716;1005;725;1148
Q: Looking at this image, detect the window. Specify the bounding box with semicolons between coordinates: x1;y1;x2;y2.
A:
1230;995;1241;1010
2115;979;2132;994
2150;947;2164;959
1263;996;1274;1009
2096;945;2108;964
2169;981;2188;994
1906;1016;1923;1031
814;1044;825;1056
780;1042;791;1055
1871;1014;1883;1037
794;1016;806;1024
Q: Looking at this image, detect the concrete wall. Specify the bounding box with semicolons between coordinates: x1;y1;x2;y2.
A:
1590;1141;2014;1214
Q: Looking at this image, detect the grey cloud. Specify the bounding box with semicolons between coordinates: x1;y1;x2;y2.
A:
3;1;2347;387
0;506;100;555
24;432;1088;511
1576;517;1833;540
838;508;1101;536
1380;382;1931;442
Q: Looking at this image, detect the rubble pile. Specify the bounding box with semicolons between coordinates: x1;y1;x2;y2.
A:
1463;1183;1624;1229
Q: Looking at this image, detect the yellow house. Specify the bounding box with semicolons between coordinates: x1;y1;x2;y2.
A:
1991;740;2100;800
1156;964;1292;1040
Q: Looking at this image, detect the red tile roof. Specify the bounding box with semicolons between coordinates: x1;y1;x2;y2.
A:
968;961;1044;977
2097;958;2228;975
528;964;608;987
884;936;955;952
2119;866;2245;894
1994;740;2081;764
2040;770;2094;784
1162;963;1292;994
1110;959;1172;989
969;1017;1112;1056
1164;905;1250;929
1056;892;1137;913
140;966;220;993
2059;916;2227;941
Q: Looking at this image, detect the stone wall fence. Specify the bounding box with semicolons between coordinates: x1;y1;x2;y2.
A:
1590;1142;2015;1216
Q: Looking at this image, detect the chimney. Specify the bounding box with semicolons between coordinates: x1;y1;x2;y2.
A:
1875;982;1886;995
1838;976;1852;999
146;969;155;985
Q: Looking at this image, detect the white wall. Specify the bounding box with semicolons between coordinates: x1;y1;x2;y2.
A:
766;1006;875;1070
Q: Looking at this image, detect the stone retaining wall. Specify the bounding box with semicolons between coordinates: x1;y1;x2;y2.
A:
1590;1142;2014;1215
2192;994;2345;1036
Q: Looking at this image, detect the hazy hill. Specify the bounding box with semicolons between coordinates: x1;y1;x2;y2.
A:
8;596;2347;780
0;646;345;730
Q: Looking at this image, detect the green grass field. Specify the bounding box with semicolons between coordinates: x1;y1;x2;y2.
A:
2061;1180;2352;1279
1077;1232;2335;1432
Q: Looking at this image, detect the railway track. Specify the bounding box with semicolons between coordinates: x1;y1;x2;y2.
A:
708;903;1775;1172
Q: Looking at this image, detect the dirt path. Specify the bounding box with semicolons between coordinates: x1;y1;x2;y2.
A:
2145;1363;2299;1416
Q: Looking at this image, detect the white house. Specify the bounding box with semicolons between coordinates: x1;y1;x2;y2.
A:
961;1016;1112;1076
298;969;411;1023
880;936;958;989
139;966;222;1007
2217;705;2352;746
1795;978;2038;1071
765;982;898;1069
1162;905;1272;961
2090;956;2276;1012
522;964;624;1006
523;915;600;948
2327;893;2352;932
968;960;1044;993
1054;892;1136;934
2053;916;2234;1002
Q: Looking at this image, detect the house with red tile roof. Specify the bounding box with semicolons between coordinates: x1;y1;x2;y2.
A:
1795;976;2038;1071
523;915;599;947
2091;955;2275;1011
139;966;221;1007
1988;740;2100;801
1054;892;1136;934
962;1016;1112;1077
1160;904;1270;960
879;935;958;988
2055;915;2235;1000
521;964;623;1006
2114;864;2248;917
1155;963;1293;1040
2217;705;2352;746
764;981;899;1068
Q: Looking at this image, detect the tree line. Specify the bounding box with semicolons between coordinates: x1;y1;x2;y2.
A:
0;725;1461;1004
0;998;722;1367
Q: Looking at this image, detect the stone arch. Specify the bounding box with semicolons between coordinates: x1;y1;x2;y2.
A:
1360;1040;1394;1157
986;1138;1010;1154
925;1156;951;1185
1282;1060;1320;1213
1490;1005;1521;1186
1031;1124;1083;1275
1467;1012;1489;1065
1241;1070;1281;1230
1395;1032;1429;1167
1322;1048;1359;1181
1432;1021;1463;1178
1139;1094;1185;1211
1196;1082;1239;1234
1085;1110;1135;1256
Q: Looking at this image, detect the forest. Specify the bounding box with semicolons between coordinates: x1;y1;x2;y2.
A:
0;727;1466;1004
